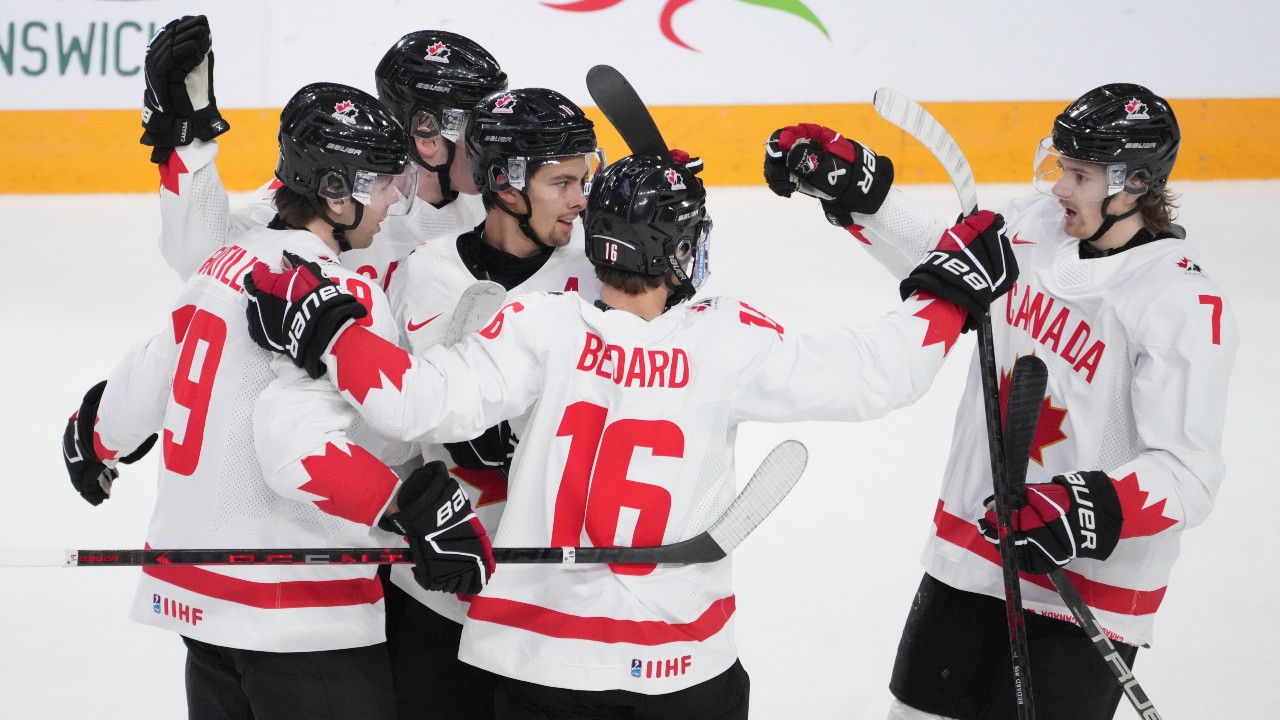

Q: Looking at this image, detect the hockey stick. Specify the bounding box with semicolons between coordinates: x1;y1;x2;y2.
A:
1005;358;1164;719
444;280;507;346
1;440;807;568
586;64;669;158
874;86;1035;720
877;90;1163;718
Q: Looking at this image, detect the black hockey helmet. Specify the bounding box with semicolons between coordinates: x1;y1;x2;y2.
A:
1037;83;1180;196
466;88;600;195
275;82;416;238
375;31;506;161
585;154;712;305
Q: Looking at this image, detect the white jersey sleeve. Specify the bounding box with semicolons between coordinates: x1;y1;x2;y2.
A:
253;243;412;529
846;189;951;279
158;140;277;280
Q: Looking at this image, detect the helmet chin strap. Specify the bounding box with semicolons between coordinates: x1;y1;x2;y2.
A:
420;140;458;207
663;258;695;309
493;189;554;252
1083;192;1142;244
313;197;362;253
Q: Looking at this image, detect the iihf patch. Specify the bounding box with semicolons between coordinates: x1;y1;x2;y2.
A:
631;658;642;678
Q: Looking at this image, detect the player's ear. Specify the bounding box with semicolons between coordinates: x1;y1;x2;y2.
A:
496;186;526;213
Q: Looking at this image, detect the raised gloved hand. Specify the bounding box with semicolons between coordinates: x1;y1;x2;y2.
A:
979;470;1124;574
764;123;894;226
444;421;517;475
243;252;367;379
140;15;230;163
62;381;157;506
900;211;1018;331
380;461;495;595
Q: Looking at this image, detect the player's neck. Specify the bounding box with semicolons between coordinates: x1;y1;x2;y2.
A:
303;218;345;256
416;171;447;206
600;284;668;321
481;210;543;259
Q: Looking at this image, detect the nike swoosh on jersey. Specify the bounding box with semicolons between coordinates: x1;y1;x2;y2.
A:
407;313;443;332
1011;232;1036;245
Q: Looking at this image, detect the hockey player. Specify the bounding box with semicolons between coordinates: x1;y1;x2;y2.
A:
140;18;505;286
239;151;1018;719
376;86;605;719
763;84;1238;720
61;83;490;720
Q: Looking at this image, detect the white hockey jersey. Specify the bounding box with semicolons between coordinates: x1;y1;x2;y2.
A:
93;225;407;652
381;228;603;623
306;288;967;693
155;139;485;289
851;190;1239;647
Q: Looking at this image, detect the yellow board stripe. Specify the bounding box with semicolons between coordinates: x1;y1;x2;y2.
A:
2;98;1276;193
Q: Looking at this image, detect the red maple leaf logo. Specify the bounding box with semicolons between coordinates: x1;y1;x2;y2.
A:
911;291;965;355
334;100;354;115
158;150;188;196
997;359;1068;465
330;327;413;405
845;224;872;244
299;442;399;525
494;93;516;109
1112;471;1178;538
452;466;509;508
426;41;448;56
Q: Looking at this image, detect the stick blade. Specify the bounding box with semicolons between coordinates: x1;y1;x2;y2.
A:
872;86;978;214
586;64;669;158
444;281;507;346
0;549;75;567
1003;355;1049;496
707;440;808;554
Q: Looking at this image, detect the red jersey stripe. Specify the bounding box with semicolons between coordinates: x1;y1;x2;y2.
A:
932;499;1167;616
142;563;383;609
467;594;736;646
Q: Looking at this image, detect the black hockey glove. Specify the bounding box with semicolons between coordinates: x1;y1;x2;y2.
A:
140;15;230;163
243;252;368;379
62;381;157;506
900;211;1018;332
445;421;517;474
380;461;495;595
764;123;894;226
979;471;1124;575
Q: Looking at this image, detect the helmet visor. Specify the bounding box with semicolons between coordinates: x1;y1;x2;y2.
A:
350;164;418;216
507;148;606;192
675;215;712;293
1033;136;1131;199
411;107;468;143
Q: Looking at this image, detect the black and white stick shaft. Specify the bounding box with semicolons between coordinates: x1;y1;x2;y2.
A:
2;441;807;568
876;86;1035;718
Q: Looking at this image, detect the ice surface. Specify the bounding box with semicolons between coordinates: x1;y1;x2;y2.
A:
1;182;1274;717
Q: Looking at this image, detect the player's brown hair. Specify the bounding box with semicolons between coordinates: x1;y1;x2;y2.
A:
594;265;663;295
1138;186;1179;235
273;185;322;228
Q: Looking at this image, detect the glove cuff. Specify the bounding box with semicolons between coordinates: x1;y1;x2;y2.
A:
1054;471;1123;562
